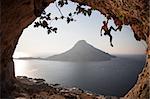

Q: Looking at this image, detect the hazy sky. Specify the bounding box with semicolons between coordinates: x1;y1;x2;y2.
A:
14;1;146;57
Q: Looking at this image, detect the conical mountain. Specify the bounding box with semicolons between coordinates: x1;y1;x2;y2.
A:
47;40;115;61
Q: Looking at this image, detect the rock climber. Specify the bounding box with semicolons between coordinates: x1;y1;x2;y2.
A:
100;19;116;47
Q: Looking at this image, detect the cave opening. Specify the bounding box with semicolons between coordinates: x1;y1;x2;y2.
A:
12;1;146;97
1;0;149;98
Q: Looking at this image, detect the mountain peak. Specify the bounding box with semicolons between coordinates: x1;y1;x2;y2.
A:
47;40;116;61
73;40;92;50
76;40;87;45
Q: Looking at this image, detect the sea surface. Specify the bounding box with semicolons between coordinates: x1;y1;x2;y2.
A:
14;55;146;96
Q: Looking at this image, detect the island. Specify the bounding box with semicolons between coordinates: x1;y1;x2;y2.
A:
46;40;116;61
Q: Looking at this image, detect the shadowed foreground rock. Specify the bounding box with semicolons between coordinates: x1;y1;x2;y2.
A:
14;76;120;99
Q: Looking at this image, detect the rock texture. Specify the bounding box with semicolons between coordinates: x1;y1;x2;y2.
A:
47;40;115;61
14;76;120;99
1;0;149;98
1;0;55;97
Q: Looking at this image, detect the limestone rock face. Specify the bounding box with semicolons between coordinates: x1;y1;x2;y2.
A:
1;0;55;97
1;0;149;98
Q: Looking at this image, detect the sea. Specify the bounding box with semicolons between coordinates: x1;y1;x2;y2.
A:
14;55;146;97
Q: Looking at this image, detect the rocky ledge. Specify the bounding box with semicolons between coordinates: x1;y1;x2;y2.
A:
13;76;120;99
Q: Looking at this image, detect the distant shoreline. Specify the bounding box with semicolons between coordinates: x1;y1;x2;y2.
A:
13;54;145;60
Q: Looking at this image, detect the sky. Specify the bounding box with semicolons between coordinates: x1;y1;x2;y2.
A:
13;1;146;58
